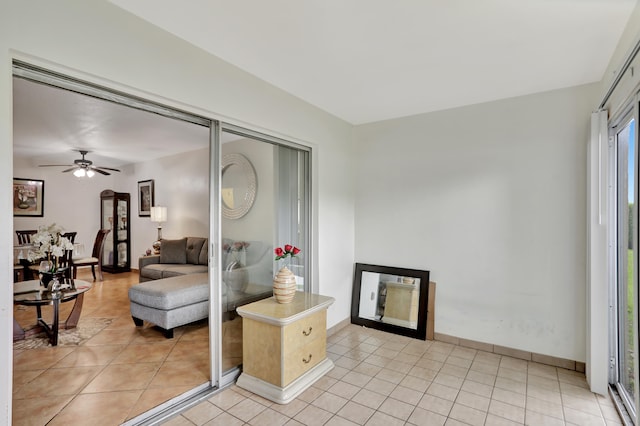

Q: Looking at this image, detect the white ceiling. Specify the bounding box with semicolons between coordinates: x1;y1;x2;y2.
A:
109;0;637;124
13;1;638;168
13;77;211;168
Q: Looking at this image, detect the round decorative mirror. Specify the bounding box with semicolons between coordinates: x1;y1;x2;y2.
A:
222;153;257;219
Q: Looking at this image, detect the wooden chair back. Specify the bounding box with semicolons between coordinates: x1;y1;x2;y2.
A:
92;229;110;258
57;248;75;285
15;230;37;245
73;229;110;281
61;231;77;244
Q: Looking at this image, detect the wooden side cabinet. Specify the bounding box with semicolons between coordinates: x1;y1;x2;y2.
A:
236;292;335;404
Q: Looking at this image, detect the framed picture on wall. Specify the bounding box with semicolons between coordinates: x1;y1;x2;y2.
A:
138;179;154;217
13;178;44;217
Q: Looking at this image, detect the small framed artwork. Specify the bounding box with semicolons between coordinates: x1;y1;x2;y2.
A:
138;179;154;217
13;178;44;217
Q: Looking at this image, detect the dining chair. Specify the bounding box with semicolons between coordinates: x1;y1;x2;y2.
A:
62;231;77;244
15;230;37;245
55;247;75;286
60;232;77;282
72;229;110;281
23;231;78;280
25;232;78;281
16;230;38;280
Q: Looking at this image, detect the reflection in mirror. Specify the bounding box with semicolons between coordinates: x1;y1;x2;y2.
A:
359;272;421;329
352;263;430;340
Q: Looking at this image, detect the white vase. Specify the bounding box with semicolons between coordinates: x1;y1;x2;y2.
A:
273;266;296;304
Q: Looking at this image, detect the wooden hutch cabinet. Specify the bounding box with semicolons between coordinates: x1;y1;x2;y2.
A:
100;190;131;273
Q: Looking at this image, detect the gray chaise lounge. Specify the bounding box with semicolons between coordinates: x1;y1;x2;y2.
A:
130;237;209;337
129;236;274;337
129;272;209;338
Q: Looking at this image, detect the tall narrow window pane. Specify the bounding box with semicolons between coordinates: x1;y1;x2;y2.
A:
220;129;310;375
616;117;636;414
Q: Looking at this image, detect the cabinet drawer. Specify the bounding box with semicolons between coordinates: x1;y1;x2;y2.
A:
283;337;326;386
283;310;326;351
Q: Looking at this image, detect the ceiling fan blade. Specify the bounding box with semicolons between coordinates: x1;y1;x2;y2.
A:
89;167;110;176
38;152;117;176
95;166;121;172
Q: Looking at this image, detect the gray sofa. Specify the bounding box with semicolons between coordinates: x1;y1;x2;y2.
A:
138;237;273;285
138;237;209;282
131;236;273;337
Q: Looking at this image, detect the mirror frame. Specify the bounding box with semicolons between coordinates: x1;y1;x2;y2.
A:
351;263;430;340
221;153;257;219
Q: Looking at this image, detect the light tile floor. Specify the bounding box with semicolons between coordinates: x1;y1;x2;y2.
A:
164;324;623;426
12;270;213;426
12;271;625;426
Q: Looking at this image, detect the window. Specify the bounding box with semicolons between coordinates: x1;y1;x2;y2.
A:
611;108;638;419
220;125;311;375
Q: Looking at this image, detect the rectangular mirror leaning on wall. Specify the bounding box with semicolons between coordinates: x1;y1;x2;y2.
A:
351;263;434;340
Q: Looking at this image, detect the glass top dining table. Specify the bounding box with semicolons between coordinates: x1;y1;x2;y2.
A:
13;279;93;346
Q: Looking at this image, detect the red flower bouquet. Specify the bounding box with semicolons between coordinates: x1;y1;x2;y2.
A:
274;244;301;261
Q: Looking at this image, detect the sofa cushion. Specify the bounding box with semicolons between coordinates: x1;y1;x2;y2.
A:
162;264;208;278
140;265;165;280
160;238;187;264
141;264;208;280
129;273;209;310
186;237;207;265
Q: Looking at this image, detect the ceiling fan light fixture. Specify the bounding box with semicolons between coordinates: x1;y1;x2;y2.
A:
38;150;120;176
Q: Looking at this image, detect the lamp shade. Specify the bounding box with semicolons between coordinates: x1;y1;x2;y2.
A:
150;206;167;223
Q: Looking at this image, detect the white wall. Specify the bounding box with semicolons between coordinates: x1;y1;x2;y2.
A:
129;148;211;259
354;84;599;362
0;1;355;421
12;157;116;251
13;147;211;268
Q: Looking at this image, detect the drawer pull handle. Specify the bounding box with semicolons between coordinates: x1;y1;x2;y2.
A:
302;327;313;336
303;354;313;364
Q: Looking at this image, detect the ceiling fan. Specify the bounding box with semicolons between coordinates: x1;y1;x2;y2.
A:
39;150;121;177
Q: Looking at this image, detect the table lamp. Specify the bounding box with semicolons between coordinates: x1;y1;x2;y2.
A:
150;206;167;254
